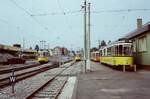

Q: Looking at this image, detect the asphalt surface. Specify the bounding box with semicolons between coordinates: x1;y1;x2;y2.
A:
76;61;150;99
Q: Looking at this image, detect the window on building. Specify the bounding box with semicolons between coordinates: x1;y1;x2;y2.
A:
138;36;147;52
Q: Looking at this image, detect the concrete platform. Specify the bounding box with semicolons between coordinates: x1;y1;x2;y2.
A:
76;61;150;99
58;77;77;99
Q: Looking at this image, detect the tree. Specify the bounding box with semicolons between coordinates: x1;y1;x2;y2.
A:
35;44;39;51
99;40;106;48
90;47;98;52
29;47;32;50
108;40;111;44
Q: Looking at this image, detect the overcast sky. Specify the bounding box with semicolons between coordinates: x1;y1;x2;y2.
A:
0;0;150;50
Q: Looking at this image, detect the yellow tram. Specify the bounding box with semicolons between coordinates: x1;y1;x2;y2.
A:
37;50;49;64
75;53;82;61
100;40;134;70
91;51;100;62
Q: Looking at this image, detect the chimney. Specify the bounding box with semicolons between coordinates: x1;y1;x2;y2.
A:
137;18;142;29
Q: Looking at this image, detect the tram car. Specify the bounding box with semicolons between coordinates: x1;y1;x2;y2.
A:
75;53;82;61
91;51;100;62
99;40;134;70
37;50;49;64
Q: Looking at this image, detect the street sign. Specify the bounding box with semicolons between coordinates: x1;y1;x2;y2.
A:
9;70;16;94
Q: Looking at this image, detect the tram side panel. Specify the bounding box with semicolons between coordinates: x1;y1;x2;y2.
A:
100;56;134;68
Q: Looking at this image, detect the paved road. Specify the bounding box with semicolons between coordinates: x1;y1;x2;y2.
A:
76;61;150;99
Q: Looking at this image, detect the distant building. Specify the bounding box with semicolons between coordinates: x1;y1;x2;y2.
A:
53;46;62;56
61;47;69;55
123;19;150;67
0;44;37;58
48;49;53;56
53;46;69;56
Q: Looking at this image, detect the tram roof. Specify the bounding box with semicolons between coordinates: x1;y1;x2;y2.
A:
91;51;99;53
0;44;21;52
100;42;132;50
107;42;132;47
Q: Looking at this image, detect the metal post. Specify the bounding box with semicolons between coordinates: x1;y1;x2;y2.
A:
58;52;61;67
86;2;91;71
23;37;25;50
123;65;125;72
9;69;16;94
134;64;136;72
83;0;87;73
12;70;15;94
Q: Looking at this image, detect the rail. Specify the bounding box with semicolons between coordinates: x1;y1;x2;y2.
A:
26;61;76;99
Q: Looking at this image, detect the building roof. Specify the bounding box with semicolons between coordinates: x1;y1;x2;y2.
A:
0;44;37;53
0;44;21;51
124;22;150;39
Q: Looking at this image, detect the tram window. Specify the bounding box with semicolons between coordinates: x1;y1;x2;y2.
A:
123;47;128;55
115;45;123;56
119;45;123;56
104;49;107;56
107;47;111;56
43;52;46;56
100;50;102;56
123;46;132;56
111;47;115;56
102;50;104;56
96;53;100;57
104;49;105;56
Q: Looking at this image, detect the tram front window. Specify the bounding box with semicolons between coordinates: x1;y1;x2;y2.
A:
123;46;132;56
115;44;132;56
117;45;123;56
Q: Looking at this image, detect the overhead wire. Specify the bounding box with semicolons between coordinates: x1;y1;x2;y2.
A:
91;8;150;30
0;18;22;29
9;0;48;30
0;18;8;24
92;9;150;13
6;1;150;35
30;10;81;16
8;0;50;44
56;0;76;36
29;8;150;17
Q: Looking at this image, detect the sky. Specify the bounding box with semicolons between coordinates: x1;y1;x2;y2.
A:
0;0;150;50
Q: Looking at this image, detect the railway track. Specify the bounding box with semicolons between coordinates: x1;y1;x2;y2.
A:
30;77;68;99
0;62;40;74
26;61;76;99
0;62;58;88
